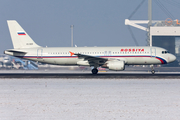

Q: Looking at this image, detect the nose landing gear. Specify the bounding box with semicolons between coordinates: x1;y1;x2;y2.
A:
150;65;155;74
151;70;155;74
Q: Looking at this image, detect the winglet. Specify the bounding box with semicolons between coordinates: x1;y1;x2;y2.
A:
69;51;75;56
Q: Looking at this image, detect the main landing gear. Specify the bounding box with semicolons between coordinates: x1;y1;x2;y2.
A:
92;68;98;74
150;65;155;74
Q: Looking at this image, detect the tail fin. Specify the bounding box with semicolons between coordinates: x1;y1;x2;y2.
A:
7;20;40;49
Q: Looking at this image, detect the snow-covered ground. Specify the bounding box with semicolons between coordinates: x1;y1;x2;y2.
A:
0;78;180;120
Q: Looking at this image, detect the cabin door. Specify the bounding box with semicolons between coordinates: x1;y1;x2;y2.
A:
37;49;43;59
151;48;156;57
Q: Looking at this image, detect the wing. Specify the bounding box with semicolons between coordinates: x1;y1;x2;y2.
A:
74;53;107;61
69;51;108;66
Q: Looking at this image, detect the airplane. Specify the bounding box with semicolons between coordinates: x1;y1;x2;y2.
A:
4;20;176;74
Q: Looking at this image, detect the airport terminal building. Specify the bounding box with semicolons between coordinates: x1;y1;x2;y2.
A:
126;18;180;67
150;19;180;66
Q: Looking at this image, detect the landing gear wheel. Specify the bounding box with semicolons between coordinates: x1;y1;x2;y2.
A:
92;68;98;74
151;70;155;74
150;65;155;74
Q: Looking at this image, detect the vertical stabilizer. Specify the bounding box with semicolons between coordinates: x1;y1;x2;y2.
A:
7;20;40;49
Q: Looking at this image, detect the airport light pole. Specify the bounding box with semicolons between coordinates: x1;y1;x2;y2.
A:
148;0;152;46
70;25;74;47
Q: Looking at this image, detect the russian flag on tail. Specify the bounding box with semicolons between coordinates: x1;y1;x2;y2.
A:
17;32;26;35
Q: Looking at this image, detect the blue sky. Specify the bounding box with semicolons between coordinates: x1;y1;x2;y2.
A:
0;0;180;53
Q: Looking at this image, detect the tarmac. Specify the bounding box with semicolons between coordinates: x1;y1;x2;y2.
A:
0;71;180;79
0;66;180;79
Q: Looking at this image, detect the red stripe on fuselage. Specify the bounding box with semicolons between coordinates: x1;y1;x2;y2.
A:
155;57;164;64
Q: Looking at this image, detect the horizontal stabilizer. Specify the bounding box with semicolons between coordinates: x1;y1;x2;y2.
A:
5;49;27;54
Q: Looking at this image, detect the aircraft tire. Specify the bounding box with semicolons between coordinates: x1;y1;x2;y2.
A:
151;70;155;74
92;68;98;74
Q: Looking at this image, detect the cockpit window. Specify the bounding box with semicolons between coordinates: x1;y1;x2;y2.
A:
162;51;169;54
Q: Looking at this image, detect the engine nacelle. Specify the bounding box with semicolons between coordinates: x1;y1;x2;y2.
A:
107;60;125;71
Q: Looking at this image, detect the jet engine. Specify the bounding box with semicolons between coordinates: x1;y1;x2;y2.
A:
106;60;125;71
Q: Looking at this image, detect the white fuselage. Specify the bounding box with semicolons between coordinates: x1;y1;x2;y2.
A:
4;46;176;66
5;20;177;74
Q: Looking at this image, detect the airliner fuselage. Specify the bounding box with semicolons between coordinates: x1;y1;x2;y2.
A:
5;46;176;66
4;20;177;74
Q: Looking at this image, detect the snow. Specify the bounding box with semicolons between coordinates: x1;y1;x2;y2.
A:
0;78;180;120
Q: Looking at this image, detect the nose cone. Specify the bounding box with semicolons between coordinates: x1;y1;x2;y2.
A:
170;54;176;62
